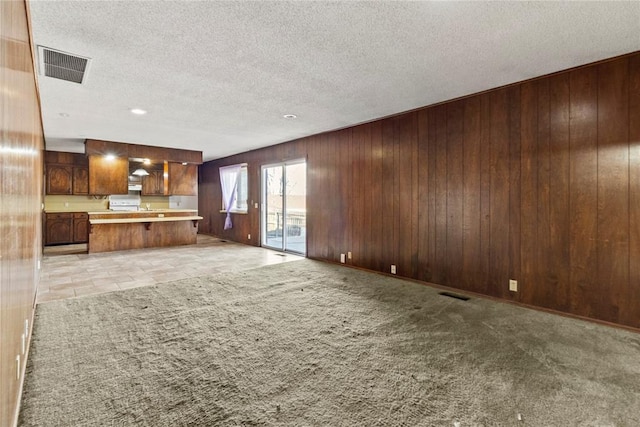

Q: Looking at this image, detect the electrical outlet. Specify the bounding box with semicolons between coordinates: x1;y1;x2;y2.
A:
248;234;251;240
340;253;346;263
391;265;397;274
348;251;352;260
64;202;69;207
509;279;518;292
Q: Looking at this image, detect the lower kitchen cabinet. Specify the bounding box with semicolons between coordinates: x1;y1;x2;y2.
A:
45;213;88;245
73;213;89;243
45;213;73;245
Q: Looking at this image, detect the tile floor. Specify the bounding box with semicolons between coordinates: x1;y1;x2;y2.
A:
37;234;303;304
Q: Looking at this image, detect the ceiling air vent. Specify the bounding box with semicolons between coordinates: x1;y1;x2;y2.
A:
37;46;90;84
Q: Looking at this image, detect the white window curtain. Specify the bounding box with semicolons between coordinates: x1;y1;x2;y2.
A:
219;164;242;230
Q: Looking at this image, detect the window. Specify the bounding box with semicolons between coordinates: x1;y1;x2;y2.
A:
235;165;248;212
220;164;248;213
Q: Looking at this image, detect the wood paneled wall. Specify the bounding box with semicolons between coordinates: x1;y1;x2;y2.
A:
1;1;44;425
199;52;640;330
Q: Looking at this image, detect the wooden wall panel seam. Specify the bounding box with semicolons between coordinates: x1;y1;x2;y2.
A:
627;55;640;327
508;85;522;302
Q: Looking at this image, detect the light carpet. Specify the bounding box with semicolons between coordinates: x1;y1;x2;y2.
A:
20;259;640;426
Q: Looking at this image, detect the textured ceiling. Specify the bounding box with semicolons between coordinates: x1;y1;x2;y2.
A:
28;1;640;161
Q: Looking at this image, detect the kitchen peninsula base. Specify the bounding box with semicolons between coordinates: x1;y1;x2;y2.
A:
88;210;202;253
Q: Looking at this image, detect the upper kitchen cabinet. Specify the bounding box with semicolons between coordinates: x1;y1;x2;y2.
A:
72;166;89;194
46;164;72;194
141;170;167;195
137;161;166;196
138;162;198;196
85;140;129;194
83;139;203;195
168;162;198;195
89;155;128;195
45;151;89;195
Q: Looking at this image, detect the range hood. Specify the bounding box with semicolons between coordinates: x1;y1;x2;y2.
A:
132;168;149;176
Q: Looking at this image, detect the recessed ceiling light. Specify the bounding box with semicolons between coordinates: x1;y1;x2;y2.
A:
59;113;70;117
130;108;147;115
283;114;297;119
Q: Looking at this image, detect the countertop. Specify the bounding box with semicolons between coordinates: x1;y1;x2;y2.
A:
87;209;197;215
89;215;203;225
45;209;198;214
44;210;91;214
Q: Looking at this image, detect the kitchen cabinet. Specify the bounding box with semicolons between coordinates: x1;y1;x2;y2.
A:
168;162;198;195
81;142;202;196
45;151;90;195
142;163;197;196
72;167;89;194
45;213;89;245
46;147;201;197
142;170;167;195
73;213;89;243
89;155;128;195
46;164;73;195
45;213;73;245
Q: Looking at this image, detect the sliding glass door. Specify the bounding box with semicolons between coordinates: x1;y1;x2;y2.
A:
262;160;306;254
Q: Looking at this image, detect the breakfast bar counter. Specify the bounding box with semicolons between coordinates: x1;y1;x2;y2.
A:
88;210;202;253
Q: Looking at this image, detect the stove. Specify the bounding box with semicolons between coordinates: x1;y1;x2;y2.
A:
108;195;141;211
